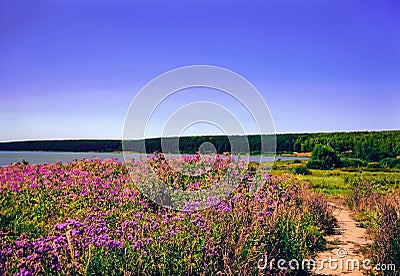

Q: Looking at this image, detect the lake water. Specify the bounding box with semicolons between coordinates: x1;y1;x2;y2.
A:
0;151;309;167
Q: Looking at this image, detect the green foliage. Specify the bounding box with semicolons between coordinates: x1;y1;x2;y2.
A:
1;131;399;160
291;166;311;175
345;174;400;210
365;149;396;162
306;160;323;169
302;173;349;196
339;158;367;168
304;193;338;234
275;160;400;196
308;145;340;169
379;157;400;169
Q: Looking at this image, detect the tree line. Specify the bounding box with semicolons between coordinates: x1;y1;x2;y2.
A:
280;130;400;161
0;130;399;162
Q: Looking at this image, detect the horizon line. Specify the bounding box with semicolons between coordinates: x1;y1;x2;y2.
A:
1;128;399;143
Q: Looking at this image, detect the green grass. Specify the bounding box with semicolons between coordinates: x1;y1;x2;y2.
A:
304;176;350;196
302;170;350;196
271;160;400;196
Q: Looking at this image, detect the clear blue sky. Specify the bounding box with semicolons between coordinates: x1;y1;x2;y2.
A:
1;0;399;141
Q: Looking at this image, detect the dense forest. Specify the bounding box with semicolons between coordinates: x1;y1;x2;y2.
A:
0;130;399;162
276;130;400;161
0;140;121;153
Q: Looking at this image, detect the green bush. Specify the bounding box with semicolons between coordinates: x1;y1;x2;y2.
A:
307;160;323;169
379;158;400;168
340;158;367;168
292;166;311;175
308;145;340;169
365;150;396;162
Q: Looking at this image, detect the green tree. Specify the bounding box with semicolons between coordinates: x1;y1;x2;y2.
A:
308;145;340;169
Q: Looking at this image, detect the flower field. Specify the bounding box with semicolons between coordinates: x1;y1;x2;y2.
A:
0;156;336;275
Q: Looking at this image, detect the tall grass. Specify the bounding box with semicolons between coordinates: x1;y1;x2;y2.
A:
0;158;337;275
345;175;400;274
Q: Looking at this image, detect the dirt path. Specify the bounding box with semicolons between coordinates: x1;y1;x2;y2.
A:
313;202;372;276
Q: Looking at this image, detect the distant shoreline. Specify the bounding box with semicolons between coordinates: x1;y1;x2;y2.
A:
0;131;399;161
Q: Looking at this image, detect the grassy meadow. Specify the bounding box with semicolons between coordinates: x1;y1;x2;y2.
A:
0;152;399;275
0;155;335;275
